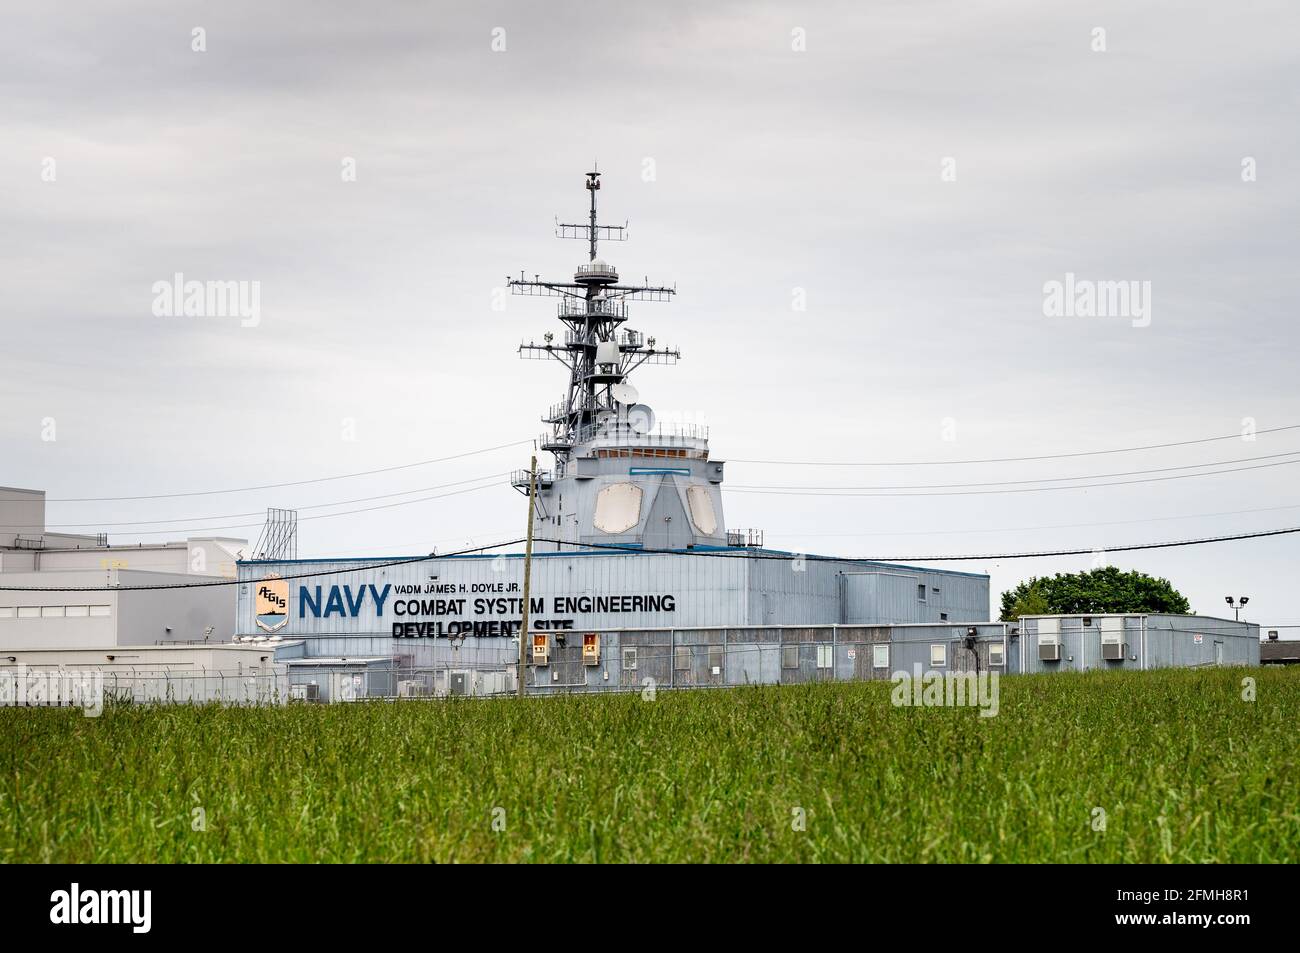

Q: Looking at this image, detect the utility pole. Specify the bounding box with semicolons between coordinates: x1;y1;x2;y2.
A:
518;455;538;698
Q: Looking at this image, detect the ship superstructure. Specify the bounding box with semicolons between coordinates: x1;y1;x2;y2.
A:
508;171;728;551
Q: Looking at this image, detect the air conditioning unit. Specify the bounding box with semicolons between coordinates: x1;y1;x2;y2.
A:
582;632;600;666
397;679;428;697
1101;641;1126;661
1100;618;1126;661
531;633;549;666
290;683;319;702
1037;620;1061;662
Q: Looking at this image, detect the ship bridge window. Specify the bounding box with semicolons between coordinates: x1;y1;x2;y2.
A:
686;486;717;535
594;483;643;534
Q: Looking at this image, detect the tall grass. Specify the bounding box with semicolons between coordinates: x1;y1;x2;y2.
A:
1;667;1296;862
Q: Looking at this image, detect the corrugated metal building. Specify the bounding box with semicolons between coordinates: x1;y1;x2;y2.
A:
524;622;1015;694
1017;613;1259;673
232;553;1261;698
236;550;990;639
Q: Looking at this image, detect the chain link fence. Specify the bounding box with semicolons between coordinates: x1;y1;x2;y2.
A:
3;631;1002;706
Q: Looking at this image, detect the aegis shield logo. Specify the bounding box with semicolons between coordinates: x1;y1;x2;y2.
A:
255;574;289;632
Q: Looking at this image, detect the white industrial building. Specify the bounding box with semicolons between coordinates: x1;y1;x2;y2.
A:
1;485;246;577
0;642;291;706
0;569;240;650
1;486;249;683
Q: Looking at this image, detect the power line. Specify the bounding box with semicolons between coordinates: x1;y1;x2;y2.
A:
26;453;1298;537
726;455;1300;497
8;524;1300;592
295;528;520;559
25;456;1300;544
37;439;532;503
32;481;508;540
539;524;1300;563
729;424;1299;467
27;423;1295;507
0;539;527;592
37;472;513;530
760;501;1300;539
84;446;1296;537
729;449;1300;492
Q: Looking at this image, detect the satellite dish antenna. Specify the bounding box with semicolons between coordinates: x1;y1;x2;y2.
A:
610;382;639;405
628;404;655;434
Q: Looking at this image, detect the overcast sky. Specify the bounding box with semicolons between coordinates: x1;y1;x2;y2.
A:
3;1;1298;629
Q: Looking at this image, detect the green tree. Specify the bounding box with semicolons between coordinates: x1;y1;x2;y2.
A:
999;566;1191;621
1006;580;1051;619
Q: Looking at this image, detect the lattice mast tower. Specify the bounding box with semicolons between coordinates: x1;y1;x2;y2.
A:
510;169;680;474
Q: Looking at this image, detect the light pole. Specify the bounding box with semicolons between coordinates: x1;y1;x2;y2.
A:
1224;595;1249;621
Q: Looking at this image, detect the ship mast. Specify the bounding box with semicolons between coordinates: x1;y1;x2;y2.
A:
510;170;680;473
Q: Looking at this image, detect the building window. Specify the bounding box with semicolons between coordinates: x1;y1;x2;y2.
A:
872;644;889;669
17;607;39;619
781;644;799;669
708;646;723;673
930;644;947;668
41;606;64;618
932;587;941;595
65;606;89;617
989;642;1005;666
89;605;111;617
622;647;637;671
674;645;690;671
940;612;948;621
917;583;927;602
0;607;13;619
816;645;833;670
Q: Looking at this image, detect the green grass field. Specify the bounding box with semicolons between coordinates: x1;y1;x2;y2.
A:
2;667;1297;863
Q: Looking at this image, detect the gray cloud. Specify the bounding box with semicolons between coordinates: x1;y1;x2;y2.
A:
2;0;1298;623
